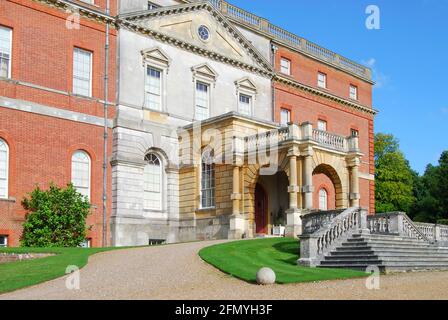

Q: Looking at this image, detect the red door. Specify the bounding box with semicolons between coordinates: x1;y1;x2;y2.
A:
255;184;268;234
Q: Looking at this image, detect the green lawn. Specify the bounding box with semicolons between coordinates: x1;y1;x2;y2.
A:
0;246;126;294
199;238;367;284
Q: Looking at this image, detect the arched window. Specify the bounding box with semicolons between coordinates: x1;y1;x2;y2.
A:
319;188;328;211
0;139;9;199
201;148;215;209
71;150;91;200
143;153;162;210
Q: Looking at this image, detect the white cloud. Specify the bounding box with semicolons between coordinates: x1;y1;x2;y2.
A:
362;58;390;89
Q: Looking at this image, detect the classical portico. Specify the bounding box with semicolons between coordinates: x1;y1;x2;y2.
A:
178;112;363;240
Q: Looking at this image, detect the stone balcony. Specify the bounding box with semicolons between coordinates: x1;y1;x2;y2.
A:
242;122;361;155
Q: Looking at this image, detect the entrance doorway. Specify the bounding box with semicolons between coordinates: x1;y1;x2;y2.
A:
255;183;268;234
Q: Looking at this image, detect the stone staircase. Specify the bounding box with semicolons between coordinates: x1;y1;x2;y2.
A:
320;233;448;272
298;208;448;272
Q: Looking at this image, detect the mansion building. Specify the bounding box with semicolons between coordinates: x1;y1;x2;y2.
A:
0;0;376;247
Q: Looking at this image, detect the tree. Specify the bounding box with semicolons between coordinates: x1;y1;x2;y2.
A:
21;183;91;247
374;133;415;213
411;151;448;222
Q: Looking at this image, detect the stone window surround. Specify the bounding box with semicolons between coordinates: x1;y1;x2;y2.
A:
141;47;171;113
191;63;218;121
235;77;257;117
142;148;169;215
0;138;9;199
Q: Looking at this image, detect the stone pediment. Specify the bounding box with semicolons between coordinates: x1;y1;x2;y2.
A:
191;63;218;82
121;1;273;75
235;77;257;93
141;47;171;68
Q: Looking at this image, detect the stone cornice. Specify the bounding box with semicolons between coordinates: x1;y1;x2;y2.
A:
34;0;116;25
118;1;274;76
275;75;378;116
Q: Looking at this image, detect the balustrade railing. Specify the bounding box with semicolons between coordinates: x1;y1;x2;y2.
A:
368;212;429;242
298;208;368;267
302;209;345;234
207;0;371;79
312;129;347;152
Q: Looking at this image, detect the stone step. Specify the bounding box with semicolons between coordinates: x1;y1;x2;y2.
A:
324;255;448;262
319;264;448;272
341;241;435;248
346;238;434;246
335;246;448;254
330;250;448;257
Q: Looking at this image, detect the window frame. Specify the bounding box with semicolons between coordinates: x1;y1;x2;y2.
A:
351;128;359;137
0;138;9;199
71;150;91;201
349;84;358;100
317;72;327;89
238;93;253;117
280;108;291;126
200;148;216;209
143;153;163;211
144;66;163;112
72;47;93;97
194;80;211;121
0;25;12;79
280;57;291;75
319;188;328;211
317;119;327;131
0;235;8;247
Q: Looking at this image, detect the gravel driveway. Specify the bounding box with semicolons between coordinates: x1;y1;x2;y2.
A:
1;240;448;300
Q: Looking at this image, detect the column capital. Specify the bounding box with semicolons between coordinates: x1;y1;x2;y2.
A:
301;145;314;157
346;156;361;168
287;145;300;157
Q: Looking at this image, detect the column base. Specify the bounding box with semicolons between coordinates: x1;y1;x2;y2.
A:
228;214;247;240
285;208;302;238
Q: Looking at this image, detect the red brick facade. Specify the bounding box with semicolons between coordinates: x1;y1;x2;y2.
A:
0;0;116;247
274;46;375;214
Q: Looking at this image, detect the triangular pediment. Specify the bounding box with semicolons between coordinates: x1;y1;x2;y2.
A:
191;63;218;80
235;77;257;92
141;47;171;67
121;2;273;75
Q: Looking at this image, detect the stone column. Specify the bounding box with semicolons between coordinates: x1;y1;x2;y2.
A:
349;157;360;207
229;164;245;239
286;146;302;238
232;166;240;215
302;146;314;210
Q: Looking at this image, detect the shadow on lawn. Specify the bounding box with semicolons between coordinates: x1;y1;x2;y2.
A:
272;239;300;266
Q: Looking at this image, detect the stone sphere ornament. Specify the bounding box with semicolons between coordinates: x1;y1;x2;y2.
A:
256;267;276;285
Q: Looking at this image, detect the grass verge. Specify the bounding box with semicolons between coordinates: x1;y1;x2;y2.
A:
199;238;367;284
0;246;127;294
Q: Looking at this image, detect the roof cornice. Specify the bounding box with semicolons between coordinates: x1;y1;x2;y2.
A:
35;0;115;24
275;74;378;116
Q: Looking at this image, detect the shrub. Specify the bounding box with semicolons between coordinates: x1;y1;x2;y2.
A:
21;183;91;247
437;219;448;226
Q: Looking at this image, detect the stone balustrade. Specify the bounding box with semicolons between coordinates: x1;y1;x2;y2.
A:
298;207;368;267
208;0;371;80
368;212;429;241
243;122;357;154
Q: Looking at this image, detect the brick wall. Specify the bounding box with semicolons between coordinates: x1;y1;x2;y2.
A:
0;0;116;246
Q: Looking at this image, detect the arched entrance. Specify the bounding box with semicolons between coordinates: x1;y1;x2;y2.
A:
312;164;344;210
254;183;268;234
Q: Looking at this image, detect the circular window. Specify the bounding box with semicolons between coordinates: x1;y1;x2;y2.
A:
198;25;210;41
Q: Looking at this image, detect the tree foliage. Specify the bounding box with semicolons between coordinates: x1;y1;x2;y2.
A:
21;183;91;247
410;151;448;222
374;133;415;213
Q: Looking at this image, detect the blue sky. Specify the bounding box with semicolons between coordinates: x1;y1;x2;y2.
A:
229;0;448;174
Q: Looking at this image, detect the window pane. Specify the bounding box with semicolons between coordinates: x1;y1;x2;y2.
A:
319;189;328;211
71;151;90;200
350;85;358;99
280;109;290;126
238;94;252;116
201;149;215;208
318;72;326;88
318;120;327;131
195;82;209;120
0;26;12;78
0;235;7;247
280;58;290;75
144;153;162;210
73;48;92;96
0;139;8;198
145;67;162;110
